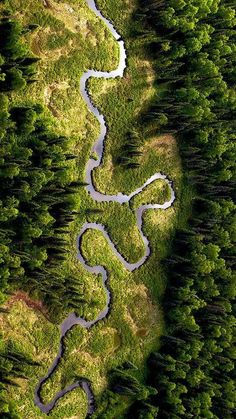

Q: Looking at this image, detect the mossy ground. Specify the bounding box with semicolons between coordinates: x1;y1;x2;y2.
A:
0;0;192;417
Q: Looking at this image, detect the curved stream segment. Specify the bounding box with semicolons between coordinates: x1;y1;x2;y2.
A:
34;0;175;416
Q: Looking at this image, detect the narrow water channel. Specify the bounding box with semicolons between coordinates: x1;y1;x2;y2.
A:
34;1;175;416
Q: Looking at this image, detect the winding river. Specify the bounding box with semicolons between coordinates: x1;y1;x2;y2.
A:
34;0;175;416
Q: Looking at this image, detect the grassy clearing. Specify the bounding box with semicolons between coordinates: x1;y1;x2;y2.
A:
1;300;59;418
0;0;192;417
1;0;118;155
90;1;181;195
1;300;88;418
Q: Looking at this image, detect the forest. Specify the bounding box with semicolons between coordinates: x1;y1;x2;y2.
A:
93;0;236;416
0;0;235;418
0;17;85;417
130;0;235;417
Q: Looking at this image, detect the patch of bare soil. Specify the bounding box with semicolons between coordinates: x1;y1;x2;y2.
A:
136;328;148;338
6;291;50;320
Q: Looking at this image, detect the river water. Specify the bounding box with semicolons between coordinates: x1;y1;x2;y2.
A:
34;0;175;416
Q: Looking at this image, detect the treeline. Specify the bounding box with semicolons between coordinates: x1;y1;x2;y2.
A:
116;129;142;169
87;1;236;417
0;17;83;416
133;0;236;418
0;18;39;92
93;362;159;418
1;100;84;310
0;339;40;418
0;17;84;314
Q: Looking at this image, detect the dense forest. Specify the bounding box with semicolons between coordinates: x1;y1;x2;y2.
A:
132;0;235;417
0;0;235;417
0;17;84;417
96;0;236;417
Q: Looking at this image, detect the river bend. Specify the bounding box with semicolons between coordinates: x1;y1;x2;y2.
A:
34;0;175;416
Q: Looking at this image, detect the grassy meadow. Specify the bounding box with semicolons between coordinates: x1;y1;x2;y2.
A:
0;0;191;417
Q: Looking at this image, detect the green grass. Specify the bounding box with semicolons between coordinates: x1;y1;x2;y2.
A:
0;0;193;417
1;300;61;418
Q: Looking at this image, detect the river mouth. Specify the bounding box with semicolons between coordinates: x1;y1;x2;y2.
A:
34;0;175;416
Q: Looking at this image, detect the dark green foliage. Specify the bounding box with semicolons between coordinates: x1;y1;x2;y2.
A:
0;1;235;417
116;129;142;169
135;0;236;417
111;367;157;400
0;19;38;91
0;96;83;313
94;364;159;418
0;15;83;314
0;15;83;415
0;340;40;417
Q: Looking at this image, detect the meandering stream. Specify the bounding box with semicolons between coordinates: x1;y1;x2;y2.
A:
34;0;175;416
